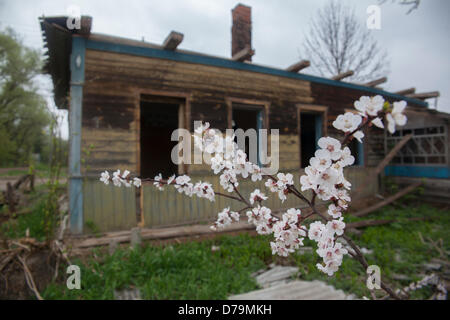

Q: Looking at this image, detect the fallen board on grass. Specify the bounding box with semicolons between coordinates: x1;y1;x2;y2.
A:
352;182;422;217
229;280;350;300
74;221;255;248
346;216;433;229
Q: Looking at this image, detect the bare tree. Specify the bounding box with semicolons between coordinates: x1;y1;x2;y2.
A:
300;0;389;82
379;0;420;14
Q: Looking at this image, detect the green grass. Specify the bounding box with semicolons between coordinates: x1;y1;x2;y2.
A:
0;169;28;177
0;163;67;178
38;201;450;300
1;184;66;241
44;234;271;300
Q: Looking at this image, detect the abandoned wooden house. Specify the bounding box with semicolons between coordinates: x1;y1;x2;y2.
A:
40;4;449;234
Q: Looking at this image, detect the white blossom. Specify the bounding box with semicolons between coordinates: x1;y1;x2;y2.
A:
153;174;165;191
353;130;364;143
371;117;384;129
249;189;268;205
333;112;362;133
308;221;325;241
327;204;342;219
318;137;342;160
386;101;407;134
133;177;141;188
310;149;331;171
326;218;346;236
112;170;122;187
193;181;215;202
354;95;384;117
100;171;110;185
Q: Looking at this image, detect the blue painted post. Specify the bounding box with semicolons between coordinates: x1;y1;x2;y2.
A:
315;114;322;149
357;140;365;166
257;110;263;167
69;36;86;234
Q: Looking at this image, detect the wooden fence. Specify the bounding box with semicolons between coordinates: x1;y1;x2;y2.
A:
82;166;378;233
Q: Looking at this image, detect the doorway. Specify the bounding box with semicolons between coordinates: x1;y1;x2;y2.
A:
140;95;184;178
300;113;322;168
232;104;264;165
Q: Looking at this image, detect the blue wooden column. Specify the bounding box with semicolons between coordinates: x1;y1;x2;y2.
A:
314;114;322;149
69;36;86;234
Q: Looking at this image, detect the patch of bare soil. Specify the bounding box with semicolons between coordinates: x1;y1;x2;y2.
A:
0;244;58;300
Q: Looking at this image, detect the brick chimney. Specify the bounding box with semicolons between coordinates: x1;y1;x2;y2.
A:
231;4;252;61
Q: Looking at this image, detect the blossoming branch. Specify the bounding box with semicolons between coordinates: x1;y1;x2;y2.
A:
99;95;407;298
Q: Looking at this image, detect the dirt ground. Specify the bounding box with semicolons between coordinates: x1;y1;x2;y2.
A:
0;249;57;300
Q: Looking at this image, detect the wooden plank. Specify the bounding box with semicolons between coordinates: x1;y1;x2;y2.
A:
331;71;354;81
354;134;413;194
406;91;440;99
75;220;255;248
286;60;310;73
85;49;310;90
352;182;422;217
162;31;184;51
347;216;431;229
363;77;387;87
231;45;255;62
82;128;137;141
376;134;412;175
99;182;114;232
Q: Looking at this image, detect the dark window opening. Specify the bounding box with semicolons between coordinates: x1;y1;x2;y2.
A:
140;98;180;178
232;107;261;163
300;113;319;168
349;139;362;166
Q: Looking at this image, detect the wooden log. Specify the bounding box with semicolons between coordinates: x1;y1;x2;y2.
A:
347;217;432;229
75;221;255;248
364;77;387;87
5;182;16;214
13;174;31;189
406;91;440;99
286;60;310;73
79;16;92;35
162;31;184;51
29;174;34;191
331;70;354;81
232;45;255;62
394;88;415;95
352;182;422;218
373;133;412;177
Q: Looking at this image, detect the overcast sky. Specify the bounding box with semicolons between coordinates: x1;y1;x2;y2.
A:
1;0;449;139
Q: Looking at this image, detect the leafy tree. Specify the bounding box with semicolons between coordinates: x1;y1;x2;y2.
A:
0;28;52;166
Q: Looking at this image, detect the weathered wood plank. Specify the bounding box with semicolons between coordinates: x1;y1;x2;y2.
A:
162;31;184;51
331;71;354;81
232;45;255;62
286;60;310;73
